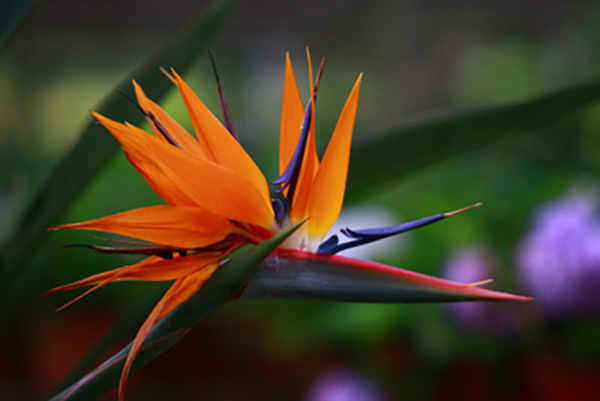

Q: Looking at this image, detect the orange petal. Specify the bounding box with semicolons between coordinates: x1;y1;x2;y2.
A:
155;262;219;321
40;267;127;299
93;113;197;207
170;70;271;209
41;253;223;308
279;53;305;177
123;150;197;207
120;253;221;282
139;132;274;227
133;81;206;158
118;262;219;401
52;205;239;249
46;271;127;312
289;50;320;225
307;74;362;243
95;113;274;227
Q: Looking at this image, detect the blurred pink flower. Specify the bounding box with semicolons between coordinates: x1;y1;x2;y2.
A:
443;247;521;335
303;367;388;401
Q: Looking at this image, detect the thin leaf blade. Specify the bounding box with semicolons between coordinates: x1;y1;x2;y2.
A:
347;82;600;201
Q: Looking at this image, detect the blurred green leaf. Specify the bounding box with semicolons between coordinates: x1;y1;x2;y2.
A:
48;222;302;401
0;0;236;304
347;81;600;201
0;0;47;52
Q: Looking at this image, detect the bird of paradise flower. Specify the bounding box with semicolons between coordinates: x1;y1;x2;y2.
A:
44;50;529;401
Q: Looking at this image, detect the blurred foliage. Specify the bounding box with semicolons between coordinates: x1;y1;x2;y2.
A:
1;0;600;400
0;0;46;52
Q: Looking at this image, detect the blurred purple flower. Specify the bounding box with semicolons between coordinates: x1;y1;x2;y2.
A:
443;247;519;334
516;192;600;319
303;367;388;401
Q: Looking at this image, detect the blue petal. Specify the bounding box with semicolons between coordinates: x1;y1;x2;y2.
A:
316;234;339;254
319;204;481;254
272;198;285;223
271;100;312;193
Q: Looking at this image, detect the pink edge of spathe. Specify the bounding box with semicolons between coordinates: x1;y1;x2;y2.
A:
263;248;532;302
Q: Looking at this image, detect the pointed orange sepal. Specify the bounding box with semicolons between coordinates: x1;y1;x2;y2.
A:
93;112;274;227
279;53;305;178
169;70;272;210
307;74;362;243
132;80;206;158
92;112;197;207
51;205;241;249
40;253;224;307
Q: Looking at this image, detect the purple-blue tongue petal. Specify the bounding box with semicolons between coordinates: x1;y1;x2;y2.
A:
240;250;531;303
271;99;312;195
318;203;482;254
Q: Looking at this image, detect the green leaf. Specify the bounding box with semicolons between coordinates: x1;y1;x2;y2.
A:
0;0;236;304
48;222;303;401
346;81;600;201
0;0;47;52
241;251;530;303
